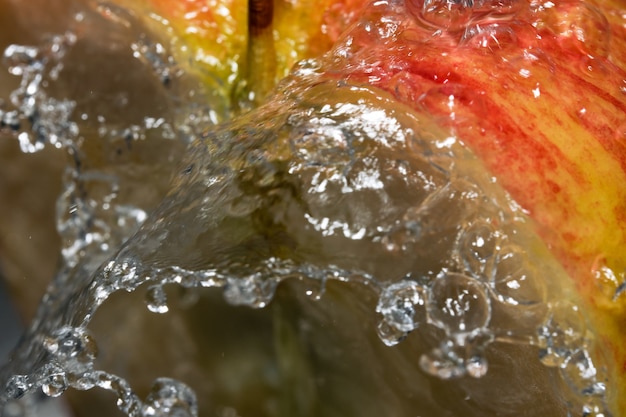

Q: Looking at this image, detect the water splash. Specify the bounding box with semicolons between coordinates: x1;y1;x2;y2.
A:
0;0;620;416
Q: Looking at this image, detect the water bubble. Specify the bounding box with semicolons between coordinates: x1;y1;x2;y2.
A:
142;378;198;417
427;272;491;334
376;280;425;332
145;285;169;314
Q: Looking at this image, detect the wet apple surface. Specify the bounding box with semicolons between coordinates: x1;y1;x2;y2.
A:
0;0;624;417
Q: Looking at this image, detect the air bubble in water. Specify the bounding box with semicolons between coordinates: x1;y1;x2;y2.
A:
142;378;198;417
376;280;425;333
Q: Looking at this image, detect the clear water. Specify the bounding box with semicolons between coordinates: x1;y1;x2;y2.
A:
0;0;617;416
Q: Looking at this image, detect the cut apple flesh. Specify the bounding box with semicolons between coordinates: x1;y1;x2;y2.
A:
0;0;624;416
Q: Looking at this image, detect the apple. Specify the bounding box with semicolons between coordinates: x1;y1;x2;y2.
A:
129;0;626;411
0;0;625;416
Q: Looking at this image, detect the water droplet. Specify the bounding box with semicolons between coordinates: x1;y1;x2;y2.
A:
376;280;425;332
427;272;491;334
146;285;169;314
142;378;198;417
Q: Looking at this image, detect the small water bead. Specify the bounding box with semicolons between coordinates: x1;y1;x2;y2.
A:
142;378;198;417
145;285;169;314
427;272;491;334
537;301;586;367
376;280;425;332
